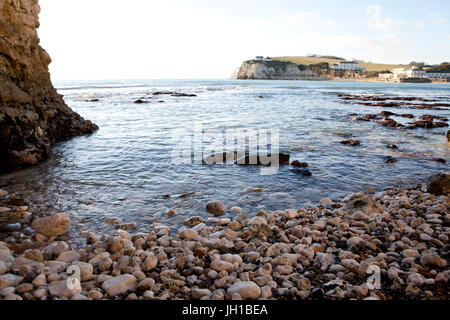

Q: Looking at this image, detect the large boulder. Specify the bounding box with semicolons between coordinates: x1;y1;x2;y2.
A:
0;0;98;174
31;213;71;237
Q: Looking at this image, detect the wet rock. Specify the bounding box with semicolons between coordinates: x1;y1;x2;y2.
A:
134;99;150;104
235;152;290;165
206;202;226;216
290;168;312;177
340;139;360;146
31;213;70;237
291;161;309;168
385;156;397;164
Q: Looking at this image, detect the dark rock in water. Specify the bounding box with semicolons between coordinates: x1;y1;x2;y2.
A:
152;91;178;96
385;156;397;164
134;99;150;104
235;152;290;165
171;93;197;97
381;111;396;117
381;119;403;128
152;91;196;97
446;130;450;142
409;120;449;129
387;144;398;149
340;139;360;146
420;115;448;122
89;99;100;102
290;168;312;177
428;173;450;196
291;160;309;168
365;114;382;120
0;1;98;174
435;158;447;164
203;152;238;165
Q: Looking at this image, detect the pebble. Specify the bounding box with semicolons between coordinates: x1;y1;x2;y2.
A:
101;274;137;296
227;281;261;300
1;174;449;301
192;288;211;300
48;280;82;298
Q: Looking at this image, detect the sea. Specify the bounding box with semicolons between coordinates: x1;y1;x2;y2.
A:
1;79;449;238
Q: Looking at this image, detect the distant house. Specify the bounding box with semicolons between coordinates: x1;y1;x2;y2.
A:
330;61;365;71
424;70;450;79
391;66;426;79
254;56;272;62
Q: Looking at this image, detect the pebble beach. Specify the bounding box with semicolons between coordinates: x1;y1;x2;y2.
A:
0;174;448;300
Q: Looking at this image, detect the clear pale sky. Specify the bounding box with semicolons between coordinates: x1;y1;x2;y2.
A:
38;0;450;80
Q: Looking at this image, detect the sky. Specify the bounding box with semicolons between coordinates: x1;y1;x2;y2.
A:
38;0;450;80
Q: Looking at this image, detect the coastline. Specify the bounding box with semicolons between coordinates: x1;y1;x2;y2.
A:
0;174;448;300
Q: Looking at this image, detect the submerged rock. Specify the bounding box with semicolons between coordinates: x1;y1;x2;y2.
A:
206;201;226;216
340;139;360;146
235;152;290;165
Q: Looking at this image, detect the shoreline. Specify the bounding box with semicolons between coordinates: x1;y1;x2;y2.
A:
235;77;449;83
0;174;448;300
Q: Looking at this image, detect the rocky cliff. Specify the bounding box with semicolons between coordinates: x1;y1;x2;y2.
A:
236;60;304;80
0;0;98;174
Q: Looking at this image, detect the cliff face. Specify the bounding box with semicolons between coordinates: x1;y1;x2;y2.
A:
236;60;304;80
0;0;98;174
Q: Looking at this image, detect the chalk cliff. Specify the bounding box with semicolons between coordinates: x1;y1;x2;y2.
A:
236;60;303;80
0;0;98;174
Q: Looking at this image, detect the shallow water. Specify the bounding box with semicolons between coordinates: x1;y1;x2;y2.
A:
1;79;449;237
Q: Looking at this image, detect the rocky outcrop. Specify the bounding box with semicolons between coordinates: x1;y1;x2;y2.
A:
0;0;98;174
236;60;305;80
